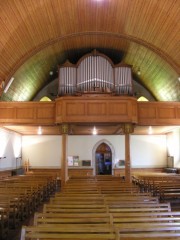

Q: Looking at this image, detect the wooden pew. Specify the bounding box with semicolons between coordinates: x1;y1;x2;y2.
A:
34;212;111;225
20;175;180;240
95;175;122;182
43;203;109;213
50;198;105;205
50;193;154;207
158;183;180;200
62;186;100;193
0;173;57;240
0;173;57;209
55;192;103;197
118;226;180;239
100;188;141;194
112;209;180;239
108;203;171;213
0;183;42;214
0;206;9;240
20;225;119;240
133;173;180;196
111;210;180;222
0;188;31;220
104;195;159;205
103;192;151;197
0;196;21;228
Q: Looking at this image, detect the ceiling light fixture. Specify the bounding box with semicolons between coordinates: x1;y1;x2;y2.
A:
137;68;141;76
37;126;42;135
148;126;152;134
4;77;15;93
92;126;97;135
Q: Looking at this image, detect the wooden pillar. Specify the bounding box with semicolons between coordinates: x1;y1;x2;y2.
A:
125;133;131;183
61;124;69;188
123;123;134;183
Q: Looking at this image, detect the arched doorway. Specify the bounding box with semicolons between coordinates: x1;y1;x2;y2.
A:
95;142;112;175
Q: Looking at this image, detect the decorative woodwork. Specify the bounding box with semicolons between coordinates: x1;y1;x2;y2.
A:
138;102;180;125
0;102;55;124
122;123;134;134
55;96;138;123
61;123;69;134
0;99;179;126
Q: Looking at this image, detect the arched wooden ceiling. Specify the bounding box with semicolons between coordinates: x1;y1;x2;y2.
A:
0;0;179;101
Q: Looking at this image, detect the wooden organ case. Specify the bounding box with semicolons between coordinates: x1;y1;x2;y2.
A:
58;50;133;96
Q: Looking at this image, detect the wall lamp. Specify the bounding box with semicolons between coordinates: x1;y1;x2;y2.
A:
0;81;5;89
4;77;15;93
92;126;97;135
137;67;141;75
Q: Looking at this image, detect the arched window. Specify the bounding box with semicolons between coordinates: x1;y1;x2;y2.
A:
137;96;149;101
40;96;52;101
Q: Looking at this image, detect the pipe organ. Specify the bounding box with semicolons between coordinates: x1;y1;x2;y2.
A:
58;61;76;95
77;55;114;93
114;65;132;95
58;50;133;96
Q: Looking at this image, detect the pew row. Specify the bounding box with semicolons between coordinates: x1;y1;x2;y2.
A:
20;225;120;240
34;212;111;225
20;174;180;240
0;173;58;240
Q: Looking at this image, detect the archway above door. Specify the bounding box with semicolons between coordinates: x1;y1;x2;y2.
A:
96;142;112;175
92;139;115;176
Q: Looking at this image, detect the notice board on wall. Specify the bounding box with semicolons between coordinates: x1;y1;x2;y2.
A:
68;156;79;167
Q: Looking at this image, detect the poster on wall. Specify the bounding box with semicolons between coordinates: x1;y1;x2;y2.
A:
118;160;125;167
67;156;79;166
67;156;74;166
73;156;79;166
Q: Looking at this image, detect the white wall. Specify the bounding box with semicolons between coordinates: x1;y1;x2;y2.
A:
68;135;167;168
167;128;180;167
68;135;125;168
21;134;168;169
131;135;167;168
21;135;125;169
0;128;22;170
22;135;62;168
1;126;178;172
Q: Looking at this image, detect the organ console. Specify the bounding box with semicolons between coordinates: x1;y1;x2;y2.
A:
58;50;133;96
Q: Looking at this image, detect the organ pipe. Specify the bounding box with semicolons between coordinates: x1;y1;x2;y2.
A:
58;50;133;96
